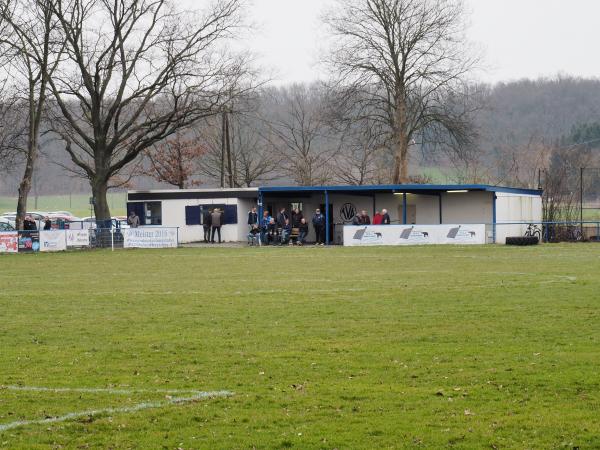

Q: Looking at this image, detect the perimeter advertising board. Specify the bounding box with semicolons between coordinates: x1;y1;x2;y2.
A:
343;224;486;246
39;231;67;252
18;231;40;252
66;229;90;247
122;228;178;248
0;232;18;253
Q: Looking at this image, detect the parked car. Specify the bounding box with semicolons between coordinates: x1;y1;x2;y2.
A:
77;216;129;230
0;215;16;228
0;217;15;231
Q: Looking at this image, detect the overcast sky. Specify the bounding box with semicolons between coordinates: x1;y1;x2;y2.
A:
243;0;600;85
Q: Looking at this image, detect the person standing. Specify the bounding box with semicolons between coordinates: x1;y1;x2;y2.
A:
202;208;212;243
23;215;37;230
360;210;371;225
247;207;258;229
127;210;140;228
276;208;288;229
312;208;325;245
291;208;303;227
372;210;383;225
381;209;391;225
211;208;223;243
43;216;52;230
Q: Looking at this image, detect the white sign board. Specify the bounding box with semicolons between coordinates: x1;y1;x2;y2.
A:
123;228;178;249
0;232;18;253
39;231;67;252
343;224;486;246
66;229;90;247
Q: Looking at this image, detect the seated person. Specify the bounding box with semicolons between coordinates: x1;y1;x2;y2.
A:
298;218;309;245
247;224;260;245
280;219;292;245
266;217;277;244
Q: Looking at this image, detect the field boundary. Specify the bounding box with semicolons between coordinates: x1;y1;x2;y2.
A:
0;385;233;432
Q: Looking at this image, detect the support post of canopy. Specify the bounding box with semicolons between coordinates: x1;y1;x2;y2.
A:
325;190;330;245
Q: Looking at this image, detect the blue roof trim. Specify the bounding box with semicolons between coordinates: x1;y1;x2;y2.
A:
258;184;542;196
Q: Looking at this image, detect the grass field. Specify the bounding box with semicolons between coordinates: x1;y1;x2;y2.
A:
0;192;127;218
1;245;599;449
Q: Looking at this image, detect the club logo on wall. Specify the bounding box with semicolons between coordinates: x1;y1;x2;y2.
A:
340;203;357;223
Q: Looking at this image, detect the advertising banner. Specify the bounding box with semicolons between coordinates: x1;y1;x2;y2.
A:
343;224;486;246
0;232;18;253
66;229;90;247
39;231;67;252
18;230;40;252
123;228;178;249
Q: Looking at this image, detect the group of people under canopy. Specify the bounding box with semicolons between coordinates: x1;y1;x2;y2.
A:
245;207;392;245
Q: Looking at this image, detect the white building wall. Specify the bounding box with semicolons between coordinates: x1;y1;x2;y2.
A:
441;191;493;224
495;193;543;244
160;197;249;243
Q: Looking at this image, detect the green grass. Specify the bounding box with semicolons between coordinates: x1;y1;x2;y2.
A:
1;245;600;449
0;192;127;218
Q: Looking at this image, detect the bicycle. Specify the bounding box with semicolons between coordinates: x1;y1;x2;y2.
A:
524;223;541;240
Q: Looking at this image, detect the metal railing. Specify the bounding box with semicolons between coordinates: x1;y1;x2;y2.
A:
493;221;600;244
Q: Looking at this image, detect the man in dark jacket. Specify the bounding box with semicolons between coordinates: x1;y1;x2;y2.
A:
211;208;223;243
291;208;303;227
247;207;258;228
381;208;391;225
23;215;37;230
298;218;309;245
312;208;325;245
276;208;288;229
202;208;212;243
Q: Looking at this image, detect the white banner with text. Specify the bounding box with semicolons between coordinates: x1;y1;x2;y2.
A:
343;224;486;246
40;231;68;252
122;228;178;249
66;229;90;247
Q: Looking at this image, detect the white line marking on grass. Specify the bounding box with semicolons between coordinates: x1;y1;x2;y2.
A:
1;385;209;395
0;386;233;433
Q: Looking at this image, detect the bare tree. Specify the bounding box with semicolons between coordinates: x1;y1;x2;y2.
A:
0;0;61;229
332;117;389;185
324;0;478;183
0;83;24;173
265;84;338;186
197;110;282;187
43;0;248;221
141;131;206;189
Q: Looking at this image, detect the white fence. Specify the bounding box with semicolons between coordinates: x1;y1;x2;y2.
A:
343;224;486;246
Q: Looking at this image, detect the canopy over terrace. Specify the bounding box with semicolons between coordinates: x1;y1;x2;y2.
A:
258;184;542;244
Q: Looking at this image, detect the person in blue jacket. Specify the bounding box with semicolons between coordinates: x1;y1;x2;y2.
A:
260;210;272;245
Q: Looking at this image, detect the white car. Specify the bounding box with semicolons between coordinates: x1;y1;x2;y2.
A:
0;217;15;231
78;216;129;230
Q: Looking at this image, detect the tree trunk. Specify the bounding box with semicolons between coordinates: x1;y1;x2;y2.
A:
392;137;410;184
392;97;410;184
15;148;36;230
91;178;111;224
225;112;233;188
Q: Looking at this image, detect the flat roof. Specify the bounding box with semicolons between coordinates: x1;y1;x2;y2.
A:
258;184;542;196
127;184;542;201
